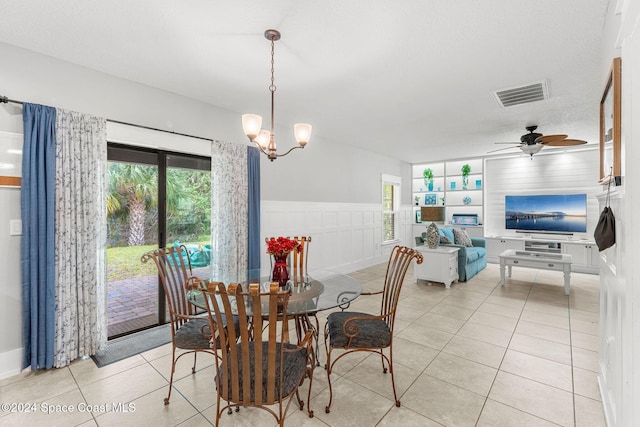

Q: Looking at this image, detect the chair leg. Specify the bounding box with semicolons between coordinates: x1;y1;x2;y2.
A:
380;350;388;373
192;351;197;374
164;345;177;405
306;365;315;417
324;322;335;413
388;348;400;407
324;349;335;413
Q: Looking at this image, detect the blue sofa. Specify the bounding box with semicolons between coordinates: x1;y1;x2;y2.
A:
416;227;487;282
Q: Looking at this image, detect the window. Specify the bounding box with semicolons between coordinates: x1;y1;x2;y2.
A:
382;174;401;243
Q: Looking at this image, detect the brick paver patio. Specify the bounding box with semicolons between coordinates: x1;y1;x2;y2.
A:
107;266;209;337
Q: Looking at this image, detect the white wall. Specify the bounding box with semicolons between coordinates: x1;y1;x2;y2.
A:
0;41;413;378
484;148;601;240
0;41;411;205
598;1;640;425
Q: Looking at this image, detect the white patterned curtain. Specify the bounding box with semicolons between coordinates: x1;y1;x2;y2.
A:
210;141;248;284
53;109;107;367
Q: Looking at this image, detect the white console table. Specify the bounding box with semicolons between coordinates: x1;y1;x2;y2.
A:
498;249;573;295
414;246;460;289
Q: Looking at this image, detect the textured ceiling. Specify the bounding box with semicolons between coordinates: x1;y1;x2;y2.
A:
0;0;611;162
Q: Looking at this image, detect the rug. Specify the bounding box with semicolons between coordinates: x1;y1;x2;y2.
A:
92;324;171;367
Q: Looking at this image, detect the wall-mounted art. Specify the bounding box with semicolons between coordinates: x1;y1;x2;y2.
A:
599;57;621;185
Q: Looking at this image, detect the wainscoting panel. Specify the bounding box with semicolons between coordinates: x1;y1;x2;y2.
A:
261;201;414;274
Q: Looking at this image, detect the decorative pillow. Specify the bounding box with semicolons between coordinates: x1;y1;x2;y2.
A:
452;228;473;247
440;235;452;244
438;227;455;243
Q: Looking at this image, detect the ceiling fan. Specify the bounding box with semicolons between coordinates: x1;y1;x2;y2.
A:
489;125;587;159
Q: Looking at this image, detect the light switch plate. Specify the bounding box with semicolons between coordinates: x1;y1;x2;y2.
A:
10;219;22;236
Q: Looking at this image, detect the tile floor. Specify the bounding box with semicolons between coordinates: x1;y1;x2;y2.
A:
0;262;605;426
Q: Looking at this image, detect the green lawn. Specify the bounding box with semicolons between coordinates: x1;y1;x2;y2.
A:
107;239;210;282
107;244;157;281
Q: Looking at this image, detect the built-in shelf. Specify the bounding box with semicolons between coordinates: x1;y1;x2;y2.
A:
412;158;484;227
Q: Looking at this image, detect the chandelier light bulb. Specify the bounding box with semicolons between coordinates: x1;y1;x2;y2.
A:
256;130;271;149
294;123;312;147
242;114;262;140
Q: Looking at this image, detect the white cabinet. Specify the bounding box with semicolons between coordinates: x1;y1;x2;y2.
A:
486;237;525;263
414;246;459;288
563;242;600;274
486;236;599;274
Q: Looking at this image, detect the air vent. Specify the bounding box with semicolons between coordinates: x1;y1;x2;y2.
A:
493;80;549;107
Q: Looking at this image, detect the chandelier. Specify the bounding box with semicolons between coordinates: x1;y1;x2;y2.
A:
242;29;312;161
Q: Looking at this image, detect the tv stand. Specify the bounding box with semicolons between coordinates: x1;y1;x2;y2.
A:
486;236;598;274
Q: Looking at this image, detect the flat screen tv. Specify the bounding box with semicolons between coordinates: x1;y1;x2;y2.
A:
505;194;587;233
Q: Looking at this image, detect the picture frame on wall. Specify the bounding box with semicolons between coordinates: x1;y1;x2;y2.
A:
599;57;621;185
0;131;22;188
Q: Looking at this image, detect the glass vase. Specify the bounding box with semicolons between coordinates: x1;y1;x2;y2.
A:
272;254;290;288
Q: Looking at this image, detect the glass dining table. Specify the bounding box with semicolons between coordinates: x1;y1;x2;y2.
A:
189;270;362;315
187;270;363;364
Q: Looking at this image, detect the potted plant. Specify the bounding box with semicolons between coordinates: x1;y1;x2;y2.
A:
423;168;434;191
414;195;420;206
461;164;471;189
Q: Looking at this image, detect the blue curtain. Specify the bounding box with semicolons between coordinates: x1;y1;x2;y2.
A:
247;146;261;280
21;103;57;370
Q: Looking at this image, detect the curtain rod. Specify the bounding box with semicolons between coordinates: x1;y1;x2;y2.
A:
1;94;215;143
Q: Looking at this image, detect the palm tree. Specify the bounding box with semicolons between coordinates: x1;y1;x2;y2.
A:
107;163;158;246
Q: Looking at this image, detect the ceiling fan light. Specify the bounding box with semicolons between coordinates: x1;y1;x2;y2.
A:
294;123;312;147
242;114;262;140
521;144;543;155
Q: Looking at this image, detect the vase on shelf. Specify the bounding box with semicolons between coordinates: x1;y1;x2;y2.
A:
476;179;482;189
272;254;290;288
462;175;468;190
450;181;456;190
428;182;434;191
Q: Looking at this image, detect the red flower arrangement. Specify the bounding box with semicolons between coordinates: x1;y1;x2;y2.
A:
266;237;301;257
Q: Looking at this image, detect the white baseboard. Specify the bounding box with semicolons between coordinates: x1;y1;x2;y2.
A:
0;347;23;380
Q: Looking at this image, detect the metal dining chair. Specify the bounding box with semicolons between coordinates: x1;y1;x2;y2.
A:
323;245;423;412
204;281;315;425
141;245;218;405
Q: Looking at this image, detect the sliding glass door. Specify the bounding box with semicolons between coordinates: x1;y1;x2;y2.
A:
106;144;210;338
165;153;212;279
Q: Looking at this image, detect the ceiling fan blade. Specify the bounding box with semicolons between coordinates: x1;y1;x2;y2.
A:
535;134;568;144
487;145;520;154
494;142;521;145
542;138;588;146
